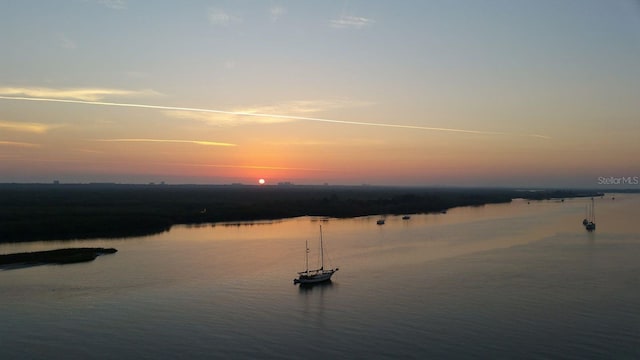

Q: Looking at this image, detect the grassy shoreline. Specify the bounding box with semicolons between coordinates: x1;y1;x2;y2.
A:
0;184;607;243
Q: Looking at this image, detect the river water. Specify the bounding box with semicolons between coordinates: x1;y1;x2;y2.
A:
1;194;639;359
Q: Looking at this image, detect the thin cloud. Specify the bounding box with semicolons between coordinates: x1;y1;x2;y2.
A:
270;5;286;22
208;8;242;26
57;33;77;49
165;99;372;126
0;140;40;148
161;162;329;172
164;111;267;126
98;0;126;10
263;140;338;147
264;138;385;147
74;148;106;154
0;96;551;139
330;15;374;29
0;87;160;101
0;120;62;134
97;139;236;147
262;99;372;114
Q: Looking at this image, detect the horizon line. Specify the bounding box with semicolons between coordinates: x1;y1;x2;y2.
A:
0;181;619;191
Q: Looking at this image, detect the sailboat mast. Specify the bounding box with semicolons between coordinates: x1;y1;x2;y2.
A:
305;240;309;274
320;225;324;270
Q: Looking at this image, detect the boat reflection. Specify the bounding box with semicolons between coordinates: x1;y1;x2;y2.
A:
297;279;336;293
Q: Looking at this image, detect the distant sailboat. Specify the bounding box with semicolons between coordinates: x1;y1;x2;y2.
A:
293;226;338;285
584;198;596;232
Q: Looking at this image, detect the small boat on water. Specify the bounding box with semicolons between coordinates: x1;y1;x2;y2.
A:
376;219;385;225
584;197;596;231
402;215;411;220
294;225;338;285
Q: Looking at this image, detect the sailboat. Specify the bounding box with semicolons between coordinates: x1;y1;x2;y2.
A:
584;197;596;232
293;225;339;285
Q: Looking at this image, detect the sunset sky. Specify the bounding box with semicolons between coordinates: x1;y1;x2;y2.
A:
1;1;639;187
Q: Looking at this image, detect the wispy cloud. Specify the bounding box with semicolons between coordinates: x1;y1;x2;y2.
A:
98;0;126;10
330;15;374;29
161;162;329;172
96;138;236;147
264;140;337;146
270;5;286;22
165;99;371;126
208;8;242;26
0;87;160;101
73;148;106;154
0;120;62;134
0;95;551;139
164;111;253;126
261;99;371;114
238;100;363;118
264;138;385;147
57;33;77;49
0;140;40;148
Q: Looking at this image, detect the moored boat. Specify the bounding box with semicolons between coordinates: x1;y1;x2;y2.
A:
294;226;338;285
584;198;596;232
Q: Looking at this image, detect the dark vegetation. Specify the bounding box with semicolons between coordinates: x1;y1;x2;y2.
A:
0;184;604;243
0;247;117;268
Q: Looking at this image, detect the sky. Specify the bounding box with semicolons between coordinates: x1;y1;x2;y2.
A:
1;0;639;187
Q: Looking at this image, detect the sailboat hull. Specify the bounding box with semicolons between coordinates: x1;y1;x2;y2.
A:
294;269;338;284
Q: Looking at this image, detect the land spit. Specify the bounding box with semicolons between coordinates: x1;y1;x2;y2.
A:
0;247;117;269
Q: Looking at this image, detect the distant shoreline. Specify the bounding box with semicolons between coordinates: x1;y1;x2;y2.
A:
0;184;613;243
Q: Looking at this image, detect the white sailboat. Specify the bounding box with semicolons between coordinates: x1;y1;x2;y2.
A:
293;225;338;285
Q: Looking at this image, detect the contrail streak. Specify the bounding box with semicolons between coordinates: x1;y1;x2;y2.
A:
0;96;550;139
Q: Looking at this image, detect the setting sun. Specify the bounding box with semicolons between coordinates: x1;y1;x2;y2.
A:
258;178;265;185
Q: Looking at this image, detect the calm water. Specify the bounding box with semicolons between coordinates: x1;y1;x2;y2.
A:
2;194;640;359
